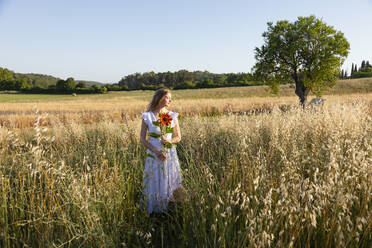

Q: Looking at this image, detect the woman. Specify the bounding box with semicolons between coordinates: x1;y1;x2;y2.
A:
140;88;182;214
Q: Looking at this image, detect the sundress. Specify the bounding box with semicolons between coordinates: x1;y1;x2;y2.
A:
141;111;182;214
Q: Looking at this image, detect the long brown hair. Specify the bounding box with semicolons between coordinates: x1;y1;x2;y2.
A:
147;88;171;111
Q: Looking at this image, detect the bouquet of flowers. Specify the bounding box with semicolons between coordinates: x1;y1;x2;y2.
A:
147;112;175;159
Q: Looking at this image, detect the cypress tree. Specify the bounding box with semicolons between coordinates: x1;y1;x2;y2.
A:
351;63;354;75
361;60;366;69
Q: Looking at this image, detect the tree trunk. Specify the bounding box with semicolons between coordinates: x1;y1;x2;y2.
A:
293;73;310;108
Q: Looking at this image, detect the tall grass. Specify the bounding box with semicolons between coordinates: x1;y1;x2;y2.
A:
0;100;371;247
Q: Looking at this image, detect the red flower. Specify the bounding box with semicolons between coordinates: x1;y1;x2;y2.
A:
159;112;172;126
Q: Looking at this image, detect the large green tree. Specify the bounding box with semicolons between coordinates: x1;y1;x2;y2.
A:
56;77;76;92
65;77;76;91
253;15;350;106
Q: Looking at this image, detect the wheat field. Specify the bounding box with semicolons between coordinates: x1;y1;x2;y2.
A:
0;84;372;247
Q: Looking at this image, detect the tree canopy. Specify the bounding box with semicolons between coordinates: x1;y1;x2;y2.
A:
253;15;350;106
117;70;255;90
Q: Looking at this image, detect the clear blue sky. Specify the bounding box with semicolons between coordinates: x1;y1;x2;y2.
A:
1;0;372;83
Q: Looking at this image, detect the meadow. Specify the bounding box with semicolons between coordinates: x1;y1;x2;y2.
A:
1;78;372;128
0;79;371;247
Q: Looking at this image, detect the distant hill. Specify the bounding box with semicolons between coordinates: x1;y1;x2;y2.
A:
0;67;106;93
14;73;104;88
76;80;104;87
14;72;60;88
3;68;103;88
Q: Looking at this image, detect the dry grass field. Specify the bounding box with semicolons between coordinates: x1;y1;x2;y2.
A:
1;78;372;128
0;78;371;247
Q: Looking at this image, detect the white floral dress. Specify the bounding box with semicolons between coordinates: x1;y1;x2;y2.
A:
142;111;182;214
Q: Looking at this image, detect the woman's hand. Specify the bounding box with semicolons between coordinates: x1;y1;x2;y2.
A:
155;150;166;161
161;136;171;145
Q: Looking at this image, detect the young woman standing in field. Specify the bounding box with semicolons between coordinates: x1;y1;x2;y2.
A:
140;88;182;214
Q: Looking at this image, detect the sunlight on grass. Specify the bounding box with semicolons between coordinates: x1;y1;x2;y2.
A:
0;96;371;247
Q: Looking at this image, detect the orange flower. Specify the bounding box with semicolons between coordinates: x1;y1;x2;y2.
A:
159;112;172;126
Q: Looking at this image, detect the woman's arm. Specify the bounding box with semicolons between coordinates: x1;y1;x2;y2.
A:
170;118;181;143
140;119;166;160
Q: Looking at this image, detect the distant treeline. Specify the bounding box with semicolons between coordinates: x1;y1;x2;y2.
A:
0;67;106;93
2;61;372;94
112;70;259;91
1;68;258;93
340;60;372;79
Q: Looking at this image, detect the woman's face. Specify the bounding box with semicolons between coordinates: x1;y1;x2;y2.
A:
159;93;172;108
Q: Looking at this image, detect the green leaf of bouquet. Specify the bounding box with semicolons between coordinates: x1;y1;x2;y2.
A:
164;126;174;133
146;153;155;158
165;141;173;149
149;132;161;138
152;121;160;127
